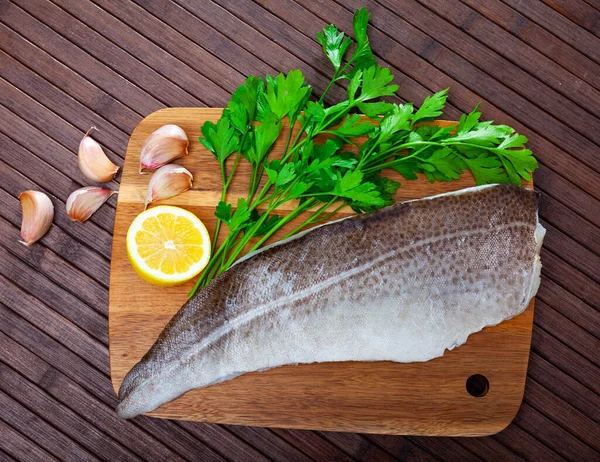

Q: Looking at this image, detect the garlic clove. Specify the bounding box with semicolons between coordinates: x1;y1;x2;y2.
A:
19;190;54;246
66;186;116;223
78;127;120;182
145;164;193;209
140;125;189;173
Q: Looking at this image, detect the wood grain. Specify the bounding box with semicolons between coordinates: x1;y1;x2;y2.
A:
109;108;535;436
3;0;599;458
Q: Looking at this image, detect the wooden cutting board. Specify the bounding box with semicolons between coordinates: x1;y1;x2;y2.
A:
109;108;534;436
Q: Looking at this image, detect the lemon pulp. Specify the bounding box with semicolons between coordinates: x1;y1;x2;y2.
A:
126;206;211;286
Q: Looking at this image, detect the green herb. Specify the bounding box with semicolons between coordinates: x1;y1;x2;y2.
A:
189;7;537;297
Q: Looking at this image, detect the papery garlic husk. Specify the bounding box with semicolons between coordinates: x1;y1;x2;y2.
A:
79;127;120;182
145;164;193;209
19;190;54;246
66;187;116;223
140;125;189;173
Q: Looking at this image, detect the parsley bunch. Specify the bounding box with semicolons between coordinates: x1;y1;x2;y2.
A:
189;7;537;297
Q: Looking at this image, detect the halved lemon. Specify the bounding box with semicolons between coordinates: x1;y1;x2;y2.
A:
126;206;211;286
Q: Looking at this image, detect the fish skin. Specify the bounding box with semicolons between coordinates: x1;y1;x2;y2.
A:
117;184;544;419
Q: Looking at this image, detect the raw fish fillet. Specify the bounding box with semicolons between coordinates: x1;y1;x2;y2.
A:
117;184;545;418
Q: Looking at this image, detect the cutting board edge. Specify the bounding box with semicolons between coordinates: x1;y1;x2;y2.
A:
137;409;525;437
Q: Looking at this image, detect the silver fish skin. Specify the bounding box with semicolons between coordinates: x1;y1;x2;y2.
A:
117;184;544;419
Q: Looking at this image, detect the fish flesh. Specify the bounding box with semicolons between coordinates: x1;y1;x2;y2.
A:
117;184;545;419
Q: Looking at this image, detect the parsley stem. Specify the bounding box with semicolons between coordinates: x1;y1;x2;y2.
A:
281;136;308;161
244;136;309;214
217;195;316;277
247;198;317;254
362;137;508;175
203;257;221;286
288;128;305;159
321;131;357;145
211;163;228;251
219;208;273;272
188;229;238;296
225;152;242;190
282;198;337;239
319;59;353;104
361;141;445;173
212;152;242;252
249;165;258;197
248;174;254;197
248;165;256;197
361;154;420;174
314;202;345;223
282;119;295;156
319;79;337;104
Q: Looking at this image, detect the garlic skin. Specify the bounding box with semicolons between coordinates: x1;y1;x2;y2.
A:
19;190;54;246
66;187;116;223
140;125;189;173
145;164;193;209
79;127;119;182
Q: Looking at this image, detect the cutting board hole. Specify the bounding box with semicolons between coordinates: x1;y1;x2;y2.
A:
466;374;489;397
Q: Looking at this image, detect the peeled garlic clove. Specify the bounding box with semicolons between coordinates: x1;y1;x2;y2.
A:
140;125;189;172
67;187;116;223
145;164;193;208
79;127;119;182
19;190;54;246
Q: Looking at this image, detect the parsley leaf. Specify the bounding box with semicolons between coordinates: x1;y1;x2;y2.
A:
229;198;251;230
316;25;352;72
393;161;420;180
462;154;506;185
376;176;401;196
224;100;247;134
358;66;399;102
357;101;395;118
214;198;252;231
304;101;326;125
244;210;282;236
347;71;362;102
264;167;278;184
421;148;464;181
378;104;413;144
411;89;448;126
265;70;312;120
348;175;400;212
344;182;384;206
336;169;363;192
332;170;384;206
199;118;240;164
497;132;528;150
223;76;264;132
214;201;232;223
254;213;281;236
498;147;537;182
266;161;299;187
288;181;312;199
315;137;344;159
275;163;296;187
348;7;377;75
449;121;513;145
333;114;376;137
252;112;282;163
456;104;481;135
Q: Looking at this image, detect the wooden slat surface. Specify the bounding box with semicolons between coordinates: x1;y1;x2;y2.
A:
1;0;598;459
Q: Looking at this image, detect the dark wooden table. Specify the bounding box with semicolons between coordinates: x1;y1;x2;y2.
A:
1;1;599;460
